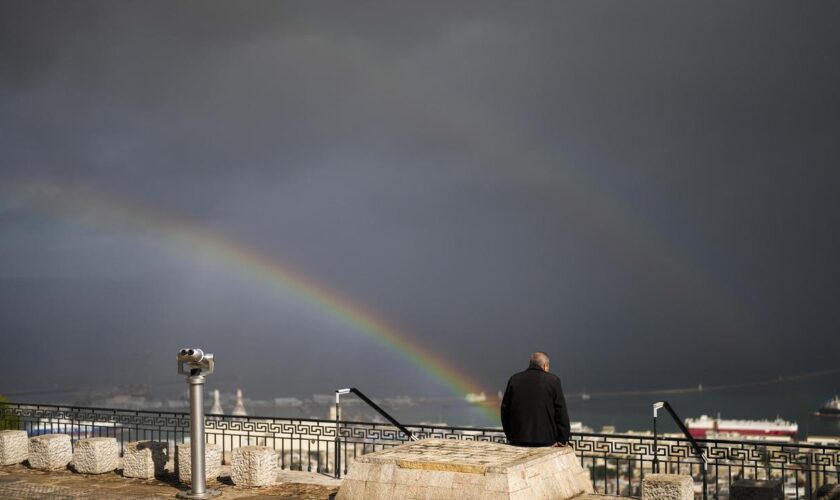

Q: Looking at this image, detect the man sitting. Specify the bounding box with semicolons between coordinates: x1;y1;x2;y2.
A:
500;351;571;447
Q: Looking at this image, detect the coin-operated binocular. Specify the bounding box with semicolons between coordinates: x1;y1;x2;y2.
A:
177;348;215;376
176;348;220;499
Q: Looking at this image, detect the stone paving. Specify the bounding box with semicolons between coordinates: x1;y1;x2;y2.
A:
0;463;340;499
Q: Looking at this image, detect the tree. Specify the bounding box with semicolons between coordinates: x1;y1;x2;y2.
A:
0;395;21;430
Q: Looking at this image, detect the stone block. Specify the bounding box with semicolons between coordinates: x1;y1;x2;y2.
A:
122;441;168;479
731;479;784;500
28;434;72;471
0;430;29;465
642;473;694;500
72;437;119;474
175;442;221;484
231;446;277;487
336;438;593;500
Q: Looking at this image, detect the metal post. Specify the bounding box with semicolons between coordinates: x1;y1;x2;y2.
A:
805;453;812;500
189;373;207;495
177;349;220;499
653;402;662;474
334;391;341;479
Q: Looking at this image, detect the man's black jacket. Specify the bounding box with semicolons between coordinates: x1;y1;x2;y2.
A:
500;366;571;446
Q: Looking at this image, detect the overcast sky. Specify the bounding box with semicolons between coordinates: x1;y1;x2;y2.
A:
1;1;839;401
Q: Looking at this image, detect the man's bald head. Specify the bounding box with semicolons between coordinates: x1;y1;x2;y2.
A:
529;351;550;372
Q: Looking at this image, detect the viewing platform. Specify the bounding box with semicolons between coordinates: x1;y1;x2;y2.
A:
1;402;838;499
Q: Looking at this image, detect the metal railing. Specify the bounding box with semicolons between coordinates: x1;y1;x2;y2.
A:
1;401;838;499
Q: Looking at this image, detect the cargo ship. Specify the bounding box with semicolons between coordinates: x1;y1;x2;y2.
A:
684;414;798;438
815;395;840;417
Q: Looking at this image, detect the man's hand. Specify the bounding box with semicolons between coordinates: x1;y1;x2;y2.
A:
552;441;568;447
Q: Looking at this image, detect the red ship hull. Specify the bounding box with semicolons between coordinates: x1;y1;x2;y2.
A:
689;428;796;438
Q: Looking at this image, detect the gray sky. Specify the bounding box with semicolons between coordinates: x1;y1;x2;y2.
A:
1;1;839;401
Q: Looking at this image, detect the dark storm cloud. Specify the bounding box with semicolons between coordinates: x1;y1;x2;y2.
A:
1;1;839;400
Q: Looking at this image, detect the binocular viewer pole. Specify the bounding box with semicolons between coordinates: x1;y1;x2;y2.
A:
176;349;220;499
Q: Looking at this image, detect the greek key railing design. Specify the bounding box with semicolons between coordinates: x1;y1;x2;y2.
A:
1;402;837;499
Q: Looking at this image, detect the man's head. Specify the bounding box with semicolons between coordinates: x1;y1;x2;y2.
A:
528;351;550;372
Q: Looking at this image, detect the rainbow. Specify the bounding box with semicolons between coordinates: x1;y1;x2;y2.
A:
9;182;501;422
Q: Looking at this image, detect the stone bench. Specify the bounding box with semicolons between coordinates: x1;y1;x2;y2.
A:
72;437;119;474
0;430;29;465
642;473;694;500
176;442;222;484
337;438;593;500
29;434;72;471
232;446;278;487
122;440;168;479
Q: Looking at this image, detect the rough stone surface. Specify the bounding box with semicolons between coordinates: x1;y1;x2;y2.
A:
72;437;119;474
231;445;278;487
28;434;72;471
336;438;594;500
0;430;29;465
731;479;784;500
642;473;694;500
175;442;221;484
122;440;168;479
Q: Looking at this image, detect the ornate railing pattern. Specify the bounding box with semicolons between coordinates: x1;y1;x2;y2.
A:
1;402;838;499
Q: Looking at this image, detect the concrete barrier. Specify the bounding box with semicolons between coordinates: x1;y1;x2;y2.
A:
28;434;72;471
642;473;694;500
122;441;168;479
0;430;29;466
175;442;221;484
231;445;278;487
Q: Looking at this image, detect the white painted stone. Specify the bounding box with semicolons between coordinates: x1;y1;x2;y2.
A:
0;430;29;465
72;437;119;474
28;434;72;471
231;445;277;487
642;473;695;500
122;441;168;479
175;442;221;484
336;438;594;500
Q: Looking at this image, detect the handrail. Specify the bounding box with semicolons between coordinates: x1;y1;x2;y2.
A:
653;401;708;500
335;388;416;440
333;387;417;478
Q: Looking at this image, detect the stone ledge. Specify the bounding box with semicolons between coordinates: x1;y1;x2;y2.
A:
122;440;168;479
337;438;594;500
28;434;72;471
175;442;222;484
72;437;119;474
642;473;694;500
231;445;277;487
0;430;29;466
